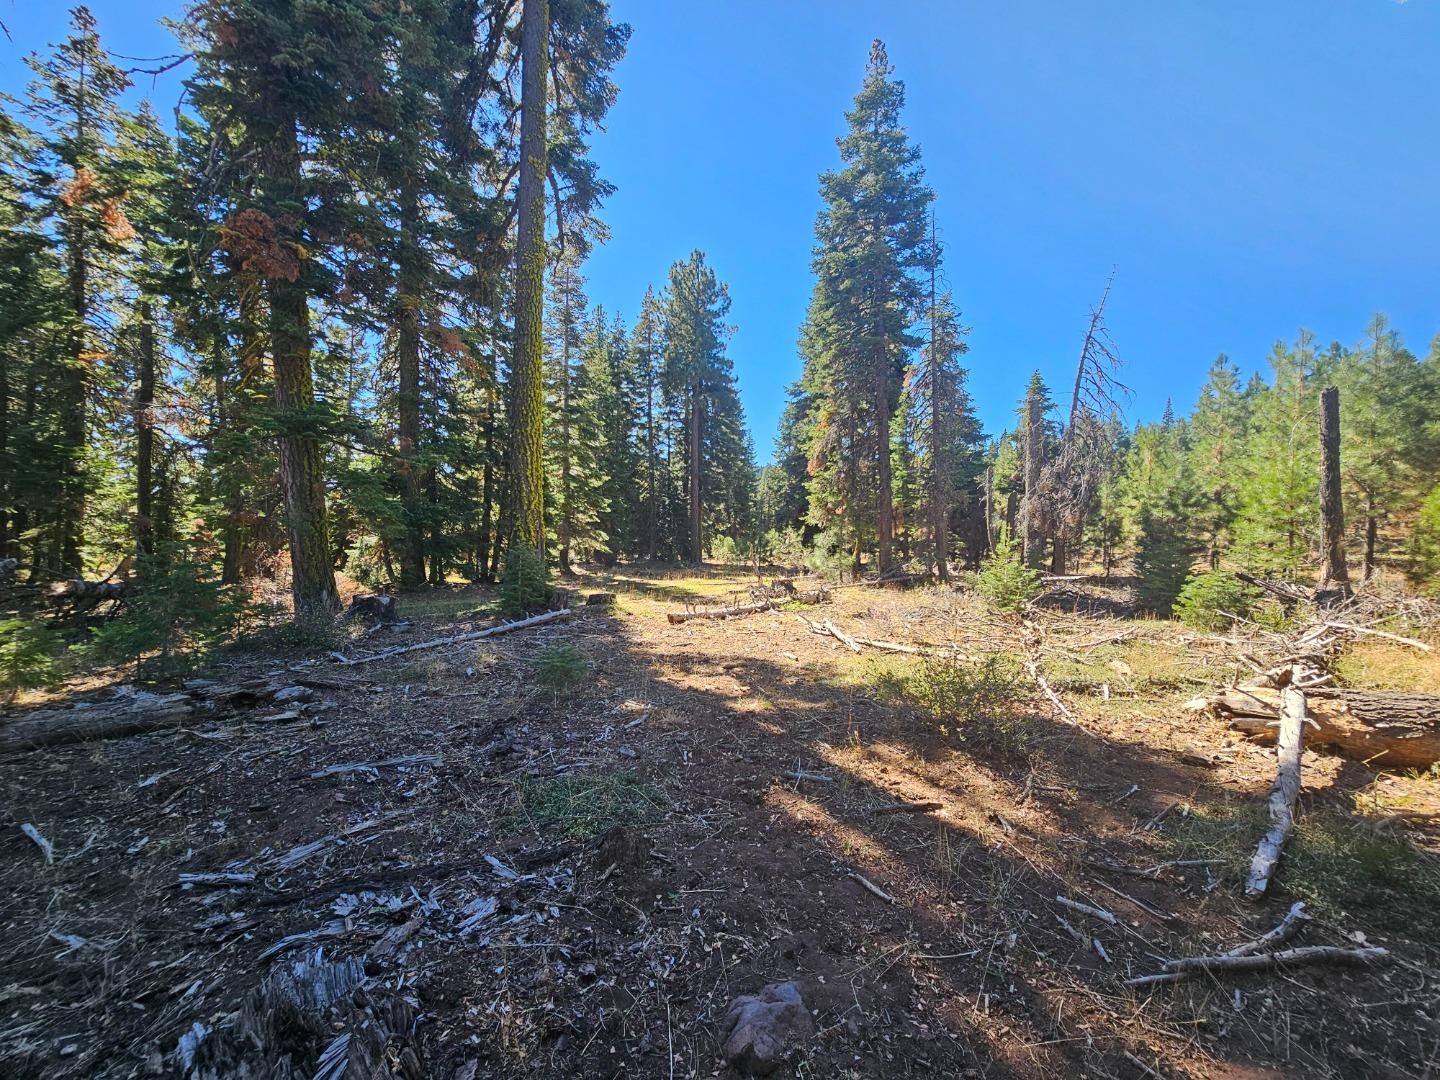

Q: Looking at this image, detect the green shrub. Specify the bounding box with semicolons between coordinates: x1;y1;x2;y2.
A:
973;526;1042;614
0;618;62;705
507;770;666;840
499;545;551;617
1410;483;1440;593
1173;569;1261;630
531;644;588;694
1135;509;1202;614
87;549;250;679
910;653;1030;755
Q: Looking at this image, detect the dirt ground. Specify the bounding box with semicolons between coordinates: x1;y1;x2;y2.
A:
3;565;1439;1079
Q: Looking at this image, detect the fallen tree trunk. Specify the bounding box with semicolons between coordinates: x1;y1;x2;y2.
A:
795;615;983;661
333;608;573;664
0;693;195;754
1190;685;1440;769
665;589;828;624
1246;683;1305;900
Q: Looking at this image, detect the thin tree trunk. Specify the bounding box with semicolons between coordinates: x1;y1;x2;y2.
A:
215;335;243;585
508;0;549;556
60;199;89;574
478;385;495;582
559;320;573;572
0;348;9;561
1022;388;1044;568
646;366;657;560
1363;494;1377;582
876;380;894;574
135;302;156;556
1318;385;1349;592
395;189;426;588
689;378;702;563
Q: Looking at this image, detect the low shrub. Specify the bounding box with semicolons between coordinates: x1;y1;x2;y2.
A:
1173;569;1261;631
499;544;551;617
531;644;588;694
507;770;666;840
972;526;1042;615
0;618;62;705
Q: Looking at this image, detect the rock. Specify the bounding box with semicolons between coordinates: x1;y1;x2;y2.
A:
719;981;814;1076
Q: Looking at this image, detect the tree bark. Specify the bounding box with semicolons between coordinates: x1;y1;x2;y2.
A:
135;302;156;556
1318;385;1349;592
689;376;702;563
876;379;894;574
1245;683;1305;899
395;188;427;588
1198;686;1440;769
508;0;549;556
60;189;90;574
1022;387;1044;568
266;125;338;620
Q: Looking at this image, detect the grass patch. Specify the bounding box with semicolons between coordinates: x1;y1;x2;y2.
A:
1162;800;1440;939
1334;639;1440;693
505;770;667;840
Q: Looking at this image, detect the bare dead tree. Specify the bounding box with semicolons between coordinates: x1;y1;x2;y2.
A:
1043;273;1128;573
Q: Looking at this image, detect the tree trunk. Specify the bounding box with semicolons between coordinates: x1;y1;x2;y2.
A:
0;347;9;561
478;385;495;582
60;201;89;574
688;377;702;564
395;190;427;589
508;0;549;556
646;368;658;560
1363;493;1377;582
266;126;337;620
1317;385;1349;592
135;302;156;556
1022;389;1044;568
559;312;573;572
1199;686;1440;770
876;380;894;574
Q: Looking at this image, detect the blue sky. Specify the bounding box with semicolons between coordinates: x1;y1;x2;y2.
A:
5;1;1438;459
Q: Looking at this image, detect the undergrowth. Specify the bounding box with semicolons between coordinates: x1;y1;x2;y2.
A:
506;770;666;840
531;644;589;694
876;652;1033;757
1161;801;1440;939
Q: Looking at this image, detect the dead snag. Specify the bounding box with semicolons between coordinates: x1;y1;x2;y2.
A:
1246;682;1306;900
1317;385;1350;595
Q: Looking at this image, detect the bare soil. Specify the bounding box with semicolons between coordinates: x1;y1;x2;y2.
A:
2;565;1438;1079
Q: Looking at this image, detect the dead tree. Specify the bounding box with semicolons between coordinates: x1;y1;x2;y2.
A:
1043;274;1127;573
1317;385;1349;595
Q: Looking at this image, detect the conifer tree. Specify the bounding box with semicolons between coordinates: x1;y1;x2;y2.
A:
803;40;932;573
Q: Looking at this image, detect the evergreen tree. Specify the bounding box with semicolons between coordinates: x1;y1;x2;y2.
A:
802;40;932;573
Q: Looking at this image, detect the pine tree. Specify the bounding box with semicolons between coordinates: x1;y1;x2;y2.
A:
663;251;734;563
803;40;932;573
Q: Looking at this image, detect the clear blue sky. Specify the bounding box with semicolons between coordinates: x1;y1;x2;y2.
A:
5;1;1439;459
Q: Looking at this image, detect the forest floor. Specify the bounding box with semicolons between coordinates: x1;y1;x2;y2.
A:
3;564;1440;1079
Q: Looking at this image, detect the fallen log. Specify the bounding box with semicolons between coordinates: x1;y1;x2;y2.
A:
1162;944;1387;978
333;607;573;664
1189;685;1440;769
0;692;195;754
665;589;828;624
1246;683;1305;899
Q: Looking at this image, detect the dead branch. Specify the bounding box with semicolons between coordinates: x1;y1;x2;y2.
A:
1055;895;1117;925
666;589;828;624
333;608;573;664
1246;682;1306;900
1158;944;1389;979
1228;901;1308;957
848;871;896;903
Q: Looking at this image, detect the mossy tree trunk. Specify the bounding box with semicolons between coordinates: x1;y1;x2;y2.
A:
508;0;549;558
267;125;339;620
